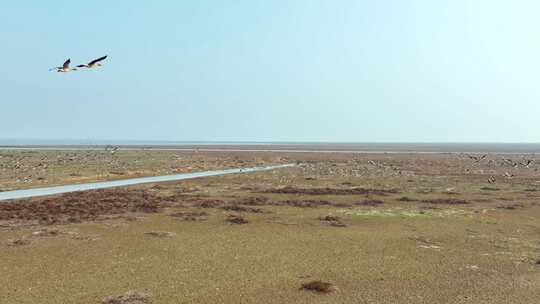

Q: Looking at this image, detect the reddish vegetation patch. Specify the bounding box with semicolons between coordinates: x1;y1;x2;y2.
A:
320;215;340;221
195;199;227;208
397;196;418;202
300;281;337;293
353;199;384;206
190;196;338;209
233;196;270;206
275;199;333;208
221;205;268;213
0;189;163;225
193;196;346;209
102;290;150;304
421;198;469;205
262;186;399;196
332;202;353;207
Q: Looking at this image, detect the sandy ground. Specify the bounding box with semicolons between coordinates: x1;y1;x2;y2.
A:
1;150;539;303
0;150;289;191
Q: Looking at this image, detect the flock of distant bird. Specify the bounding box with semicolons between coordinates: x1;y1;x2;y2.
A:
464;154;535;168
460;153;539;183
49;56;108;72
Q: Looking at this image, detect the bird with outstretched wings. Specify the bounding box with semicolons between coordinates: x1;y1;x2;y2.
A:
77;55;108;68
50;58;77;72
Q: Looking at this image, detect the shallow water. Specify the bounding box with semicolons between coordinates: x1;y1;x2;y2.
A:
0;164;294;202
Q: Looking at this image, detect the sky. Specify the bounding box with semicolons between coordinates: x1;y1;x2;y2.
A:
1;0;539;143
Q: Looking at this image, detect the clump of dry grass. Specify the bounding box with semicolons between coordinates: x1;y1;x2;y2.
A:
300;281;337;293
275;199;332;208
102;290;150;303
233;196;270;206
263;186;398;196
6;238;31;246
31;228;61;237
353;199;384;206
319;215;347;227
496;203;525;210
421;198;469;205
150;184;166;190
123;215;141;222
329;221;347;227
419;205;441;210
169;211;208;221
197;200;226;208
221;204;268;213
226;215;248;225
397;196;418;202
319;215;340;221
144;231;175;238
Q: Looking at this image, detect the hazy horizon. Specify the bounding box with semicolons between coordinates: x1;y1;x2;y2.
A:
2;1;539;142
2;138;540;145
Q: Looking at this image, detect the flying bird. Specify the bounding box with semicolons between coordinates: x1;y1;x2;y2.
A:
49;59;78;72
466;154;487;163
77;55;108;68
519;159;533;168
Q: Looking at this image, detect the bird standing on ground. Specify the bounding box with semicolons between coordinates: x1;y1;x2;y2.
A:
77;55;108;69
49;59;78;72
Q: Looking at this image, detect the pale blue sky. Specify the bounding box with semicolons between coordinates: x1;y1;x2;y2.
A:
1;0;539;142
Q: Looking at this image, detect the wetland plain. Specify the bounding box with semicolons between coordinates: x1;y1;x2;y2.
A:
1;147;539;303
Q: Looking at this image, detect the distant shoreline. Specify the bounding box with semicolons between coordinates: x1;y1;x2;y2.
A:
1;143;540;153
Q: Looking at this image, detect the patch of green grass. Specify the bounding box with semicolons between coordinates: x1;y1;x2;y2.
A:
480;186;500;191
339;208;472;219
478;219;499;225
339;208;431;219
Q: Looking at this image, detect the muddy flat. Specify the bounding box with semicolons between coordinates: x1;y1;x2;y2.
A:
1;150;539;303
